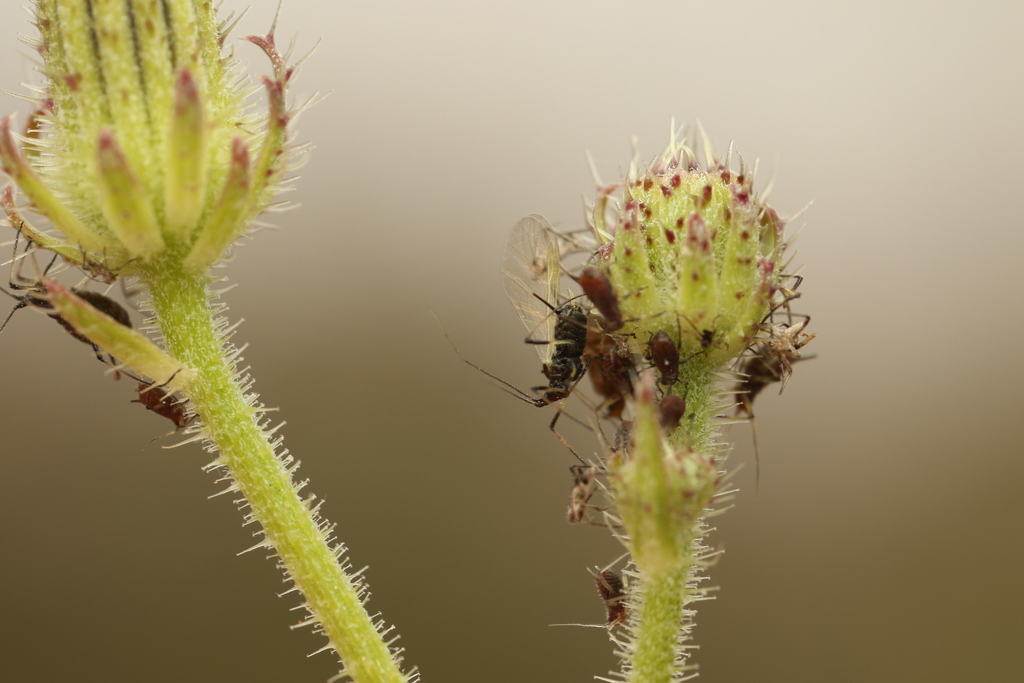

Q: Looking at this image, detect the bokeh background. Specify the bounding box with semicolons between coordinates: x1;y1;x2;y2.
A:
1;1;1022;681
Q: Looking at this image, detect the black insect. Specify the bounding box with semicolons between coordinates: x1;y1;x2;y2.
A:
503;214;589;407
439;216;590;462
1;231;132;372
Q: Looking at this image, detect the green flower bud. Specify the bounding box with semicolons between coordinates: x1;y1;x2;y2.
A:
588;129;785;364
1;0;295;276
610;374;718;574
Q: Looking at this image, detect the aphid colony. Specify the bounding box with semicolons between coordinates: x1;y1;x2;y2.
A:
487;213;811;485
1;230;194;432
455;214;813;630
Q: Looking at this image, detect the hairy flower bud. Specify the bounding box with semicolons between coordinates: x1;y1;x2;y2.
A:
1;0;296;276
588;128;785;364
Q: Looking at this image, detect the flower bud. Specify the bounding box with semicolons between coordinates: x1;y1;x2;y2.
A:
610;374;718;573
588;128;785;364
1;1;295;276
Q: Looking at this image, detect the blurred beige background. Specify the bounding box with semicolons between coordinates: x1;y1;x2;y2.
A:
1;1;1022;681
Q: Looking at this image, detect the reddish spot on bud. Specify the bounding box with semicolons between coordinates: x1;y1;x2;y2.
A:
676;217;684;228
735;189;750;204
624;200;637;212
722;170;732;183
64;74;81;91
624;247;633;257
671;174;681;188
597;242;615;261
646;236;653;247
643;178;653;191
735;291;744;299
702;184;712;204
691;271;700;281
736;173;745;185
665;229;676;244
724;208;732;223
740;230;750;240
660;184;671;197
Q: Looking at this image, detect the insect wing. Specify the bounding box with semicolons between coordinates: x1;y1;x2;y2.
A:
502;214;561;363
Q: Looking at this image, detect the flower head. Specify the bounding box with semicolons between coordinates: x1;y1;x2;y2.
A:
1;0;298;277
588;127;785;364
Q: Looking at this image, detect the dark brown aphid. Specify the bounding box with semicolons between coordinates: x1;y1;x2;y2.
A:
594;570;628;627
577;266;623;332
134;382;191;429
648;330;680;385
566;464;596;524
1;232;132;371
585;323;634;418
658;395;686;433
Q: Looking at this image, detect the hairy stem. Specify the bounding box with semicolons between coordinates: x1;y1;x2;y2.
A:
612;368;720;683
628;566;691;683
144;259;408;683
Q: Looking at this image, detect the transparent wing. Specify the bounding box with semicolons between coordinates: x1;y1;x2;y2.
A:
502;214;560;363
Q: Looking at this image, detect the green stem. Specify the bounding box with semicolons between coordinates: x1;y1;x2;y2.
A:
612;367;721;683
144;259;408;683
628;567;692;683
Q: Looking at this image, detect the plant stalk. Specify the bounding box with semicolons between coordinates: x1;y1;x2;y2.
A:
145;259;408;683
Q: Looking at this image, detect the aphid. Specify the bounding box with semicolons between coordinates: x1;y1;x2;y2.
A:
577;266;623;332
566;464;596;524
594;570;628;627
502;214;589;406
134;381;191;429
1;231;132;370
549;566;630;629
735;316;816;412
658;395;687;433
648;330;680;386
734;316;815;487
585;323;634;418
437;216;590;462
680;313;718;350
